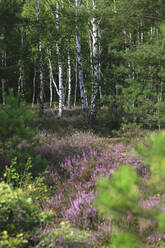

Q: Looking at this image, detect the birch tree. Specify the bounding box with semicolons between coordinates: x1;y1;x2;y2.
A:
74;60;78;107
75;0;88;123
89;0;99;122
18;28;24;95
32;64;36;108
67;52;71;109
48;50;60;107
56;0;64;117
36;0;44;115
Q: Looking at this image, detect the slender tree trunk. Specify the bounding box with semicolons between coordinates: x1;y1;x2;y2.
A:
64;85;66;107
150;25;153;41
48;52;60;97
67;53;71;109
90;0;99;122
32;65;36;108
49;70;53;108
98;66;103;99
47;49;59;108
98;29;103;100
18;67;24;94
56;0;64;117
88;30;94;78
74;60;78;107
75;0;88;123
140;22;144;44
123;28;127;48
36;0;44;115
18;29;24;95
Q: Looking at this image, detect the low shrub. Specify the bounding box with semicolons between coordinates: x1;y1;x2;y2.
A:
0;89;47;179
95;131;165;247
0;182;51;247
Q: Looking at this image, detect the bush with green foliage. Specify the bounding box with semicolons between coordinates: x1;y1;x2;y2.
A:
95;131;165;247
0;182;52;248
100;24;165;132
0;89;47;178
119;41;165;129
3;156;33;188
0;89;36;147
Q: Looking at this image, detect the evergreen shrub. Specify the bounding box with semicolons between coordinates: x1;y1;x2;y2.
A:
95;131;165;247
0;89;47;178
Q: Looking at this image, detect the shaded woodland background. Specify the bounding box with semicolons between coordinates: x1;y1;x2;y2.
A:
0;0;165;128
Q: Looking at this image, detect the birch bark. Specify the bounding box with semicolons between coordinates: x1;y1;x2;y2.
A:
48;52;60;97
18;29;24;95
75;0;88;123
67;53;71;109
49;69;53;108
36;0;44;115
56;0;64;117
74;60;78;107
18;66;24;94
90;0;99;122
32;65;36;108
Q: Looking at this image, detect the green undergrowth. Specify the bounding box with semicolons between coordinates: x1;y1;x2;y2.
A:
1;94;165;248
31;106;147;138
95;131;165;247
0;181;52;248
38;222;91;248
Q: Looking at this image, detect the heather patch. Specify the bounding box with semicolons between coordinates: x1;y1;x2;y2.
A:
40;130;165;247
2;124;152;247
39;130;147;247
37;131;105;174
1;99;162;247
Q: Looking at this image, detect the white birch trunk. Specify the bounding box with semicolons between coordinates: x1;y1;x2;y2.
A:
67;53;71;109
47;49;60;100
49;72;53;108
98;29;103;100
75;0;88;123
123;28;127;48
56;0;64;117
141;23;144;44
150;25;153;41
90;0;99;122
18;67;24;94
74;60;78;107
32;65;36;108
18;29;24;95
88;30;94;78
36;0;44;115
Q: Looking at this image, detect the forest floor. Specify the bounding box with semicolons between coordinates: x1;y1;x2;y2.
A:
31;107;162;248
2;106;164;247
